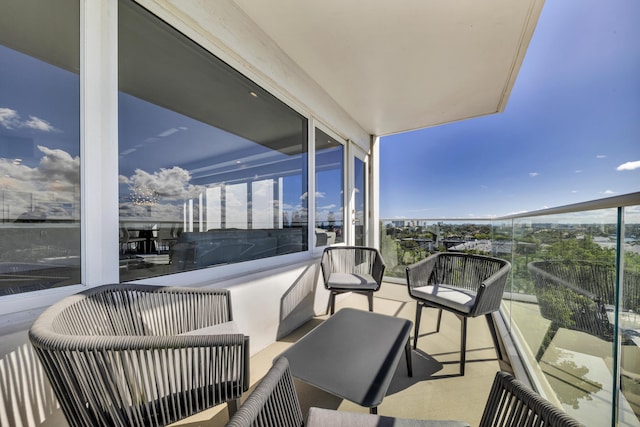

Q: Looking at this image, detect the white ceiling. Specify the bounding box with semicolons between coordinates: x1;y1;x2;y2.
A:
233;0;545;137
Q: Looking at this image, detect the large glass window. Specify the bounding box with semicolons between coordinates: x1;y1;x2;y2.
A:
118;0;308;281
0;0;81;295
315;128;344;246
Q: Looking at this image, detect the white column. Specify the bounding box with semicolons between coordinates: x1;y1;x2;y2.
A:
81;0;119;285
370;135;380;249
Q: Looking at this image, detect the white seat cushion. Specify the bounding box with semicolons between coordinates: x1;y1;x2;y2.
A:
411;284;476;313
327;273;378;290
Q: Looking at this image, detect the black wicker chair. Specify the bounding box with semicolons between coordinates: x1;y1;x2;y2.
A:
29;284;249;427
320;246;385;314
228;357;582;427
406;253;511;375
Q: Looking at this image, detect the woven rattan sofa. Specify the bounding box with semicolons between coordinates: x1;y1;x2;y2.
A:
29;284;249;427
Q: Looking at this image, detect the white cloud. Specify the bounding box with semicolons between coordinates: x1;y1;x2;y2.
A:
575;170;583;173
0;145;79;217
37;146;80;186
318;204;336;211
128;166;194;200
601;190;616;195
0;107;59;132
158;128;179;137
0;108;20;129
617;160;640;171
24;116;59;132
596;154;607;159
529;172;540;177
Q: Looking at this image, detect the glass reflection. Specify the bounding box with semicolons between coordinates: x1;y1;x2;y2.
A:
315;128;344;247
118;0;308;281
0;0;81;295
510;210;630;425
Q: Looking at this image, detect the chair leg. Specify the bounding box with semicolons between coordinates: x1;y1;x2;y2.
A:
436;309;443;332
485;313;503;362
367;292;374;312
413;302;423;349
460;316;468;376
329;292;336;315
227;398;239;417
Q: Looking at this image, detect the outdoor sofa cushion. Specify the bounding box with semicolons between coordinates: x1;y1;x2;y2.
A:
410;284;477;314
326;272;379;290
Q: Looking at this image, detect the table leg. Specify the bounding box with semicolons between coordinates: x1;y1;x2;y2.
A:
405;338;413;377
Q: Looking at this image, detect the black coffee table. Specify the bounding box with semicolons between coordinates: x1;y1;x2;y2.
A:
279;307;413;414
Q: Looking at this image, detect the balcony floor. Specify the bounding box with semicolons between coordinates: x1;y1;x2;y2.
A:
174;282;511;426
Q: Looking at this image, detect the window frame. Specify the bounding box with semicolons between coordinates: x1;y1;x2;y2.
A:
312;123;347;253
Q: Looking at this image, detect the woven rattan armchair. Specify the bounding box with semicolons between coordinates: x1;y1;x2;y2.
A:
227;357;304;427
228;357;582;427
479;371;582;426
29;284;249;427
406;253;511;375
320;246;385;314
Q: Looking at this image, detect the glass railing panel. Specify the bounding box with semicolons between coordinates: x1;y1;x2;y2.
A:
379;219;512;279
620;205;640;425
381;196;640;426
510;209;620;425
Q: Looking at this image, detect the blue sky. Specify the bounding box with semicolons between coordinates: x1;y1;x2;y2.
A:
380;0;640;219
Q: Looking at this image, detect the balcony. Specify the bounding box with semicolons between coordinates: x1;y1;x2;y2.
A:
164;192;637;426
2;193;637;427
174;283;509;426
